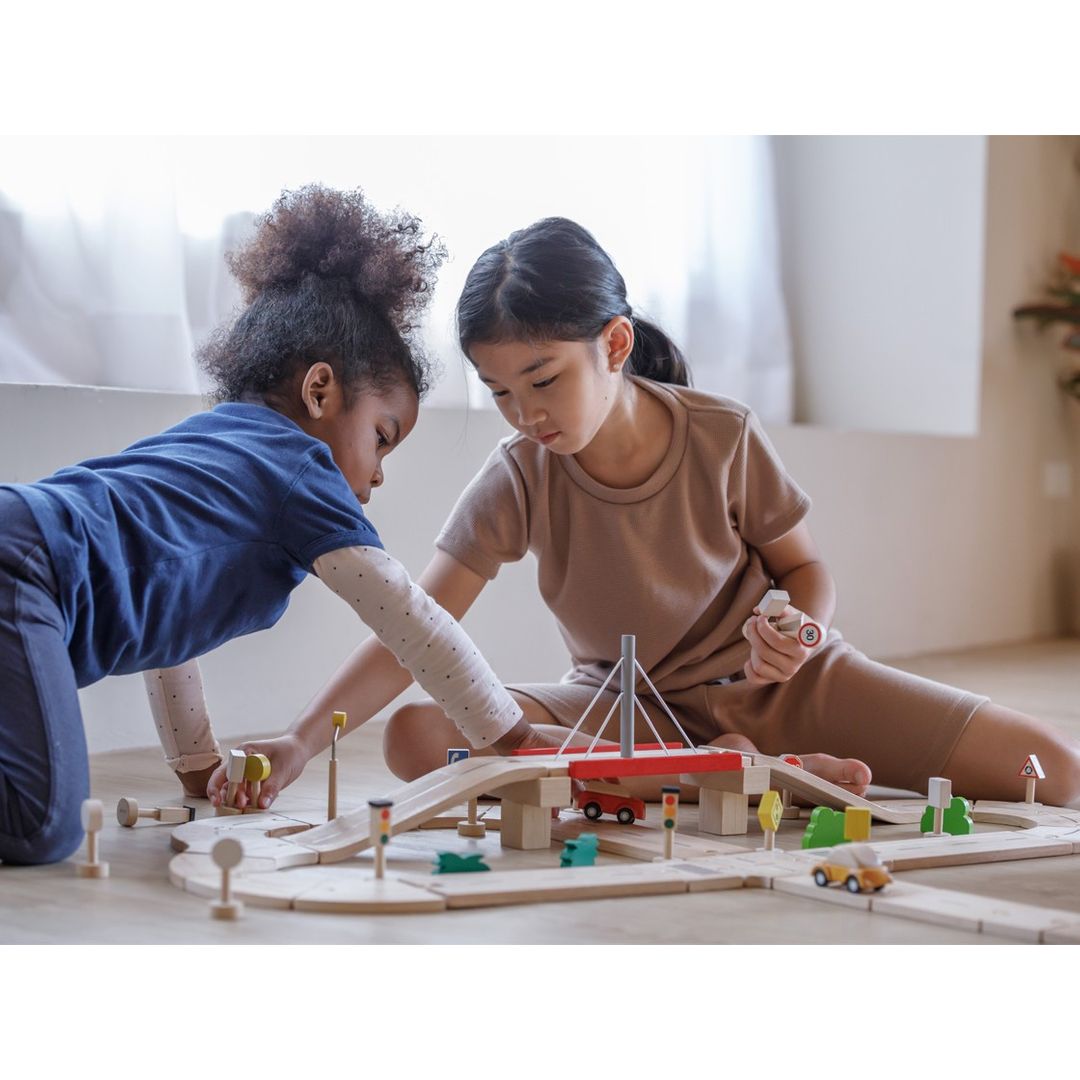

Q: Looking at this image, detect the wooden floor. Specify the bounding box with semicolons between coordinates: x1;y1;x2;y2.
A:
5;638;1080;944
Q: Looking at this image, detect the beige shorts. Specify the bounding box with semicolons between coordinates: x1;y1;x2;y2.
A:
508;635;988;794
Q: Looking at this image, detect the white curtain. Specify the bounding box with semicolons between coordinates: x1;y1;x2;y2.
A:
0;135;793;420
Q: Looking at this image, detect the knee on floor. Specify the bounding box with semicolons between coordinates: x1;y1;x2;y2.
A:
1;808;84;866
382;702;442;782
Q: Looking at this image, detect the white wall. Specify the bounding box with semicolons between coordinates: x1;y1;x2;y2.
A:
2;136;1077;756
773;136;987;435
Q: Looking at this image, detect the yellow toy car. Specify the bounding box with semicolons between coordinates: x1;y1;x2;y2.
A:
811;843;893;893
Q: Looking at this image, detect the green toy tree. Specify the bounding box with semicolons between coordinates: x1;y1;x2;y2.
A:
800;807;849;849
560;833;599;868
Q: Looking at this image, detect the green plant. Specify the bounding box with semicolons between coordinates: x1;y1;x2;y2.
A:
1014;252;1080;397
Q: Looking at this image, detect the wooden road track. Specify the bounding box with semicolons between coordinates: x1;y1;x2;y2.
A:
167;747;1080;940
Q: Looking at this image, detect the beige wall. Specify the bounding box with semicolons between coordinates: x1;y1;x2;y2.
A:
1;136;1077;754
767;135;1080;657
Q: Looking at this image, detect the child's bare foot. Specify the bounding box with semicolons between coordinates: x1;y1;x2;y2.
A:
703;736;871;796
796;754;872;797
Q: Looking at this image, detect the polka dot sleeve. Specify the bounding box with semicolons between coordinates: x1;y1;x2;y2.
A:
143;661;224;773
313;546;524;748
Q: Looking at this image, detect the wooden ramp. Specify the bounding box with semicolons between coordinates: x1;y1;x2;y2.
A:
749;753;925;824
282;756;565;864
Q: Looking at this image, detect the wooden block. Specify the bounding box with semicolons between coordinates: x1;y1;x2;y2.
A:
493;777;572;807
456;822;487;838
758;589;790;617
698;789;748;836
499;800;552;850
682;765;770;795
844;807;872;842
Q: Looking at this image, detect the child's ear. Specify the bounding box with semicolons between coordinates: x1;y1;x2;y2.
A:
299;362;337;419
602;315;634;371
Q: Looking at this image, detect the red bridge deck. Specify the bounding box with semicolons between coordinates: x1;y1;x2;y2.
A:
565;750;746;781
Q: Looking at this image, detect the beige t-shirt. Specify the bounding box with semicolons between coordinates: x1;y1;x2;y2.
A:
436;376;812;695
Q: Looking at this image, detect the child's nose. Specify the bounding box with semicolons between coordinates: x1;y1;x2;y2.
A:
516;402;547;429
371;464;384;487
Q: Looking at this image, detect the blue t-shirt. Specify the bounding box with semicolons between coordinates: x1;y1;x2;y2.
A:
4;402;382;686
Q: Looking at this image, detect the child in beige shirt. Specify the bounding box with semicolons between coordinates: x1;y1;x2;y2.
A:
250;215;1080;811
375;216;1080;807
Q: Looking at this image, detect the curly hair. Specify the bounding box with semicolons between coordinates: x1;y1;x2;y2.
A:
199;184;447;405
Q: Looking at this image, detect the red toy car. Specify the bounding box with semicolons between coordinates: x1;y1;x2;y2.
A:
575;783;646;825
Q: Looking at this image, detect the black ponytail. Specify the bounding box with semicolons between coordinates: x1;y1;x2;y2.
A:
457;217;691;387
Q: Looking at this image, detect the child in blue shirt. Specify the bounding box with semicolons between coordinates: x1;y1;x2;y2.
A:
0;185;534;866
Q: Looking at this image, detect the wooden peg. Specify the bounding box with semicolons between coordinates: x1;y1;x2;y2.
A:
1018;754;1045;804
758;790;783;850
243;753;271;811
448;748;486;838
369;799;392;880
927;777;952;836
76;799;109;878
660;786;680;860
209;837;244;920
328;711;347;821
116;797;195;827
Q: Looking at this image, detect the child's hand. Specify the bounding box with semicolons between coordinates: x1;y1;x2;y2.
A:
207;734;308;810
743;605;821;687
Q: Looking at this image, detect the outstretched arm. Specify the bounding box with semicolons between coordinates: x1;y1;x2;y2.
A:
143;661;223;797
207;548;531;807
309;545;525;750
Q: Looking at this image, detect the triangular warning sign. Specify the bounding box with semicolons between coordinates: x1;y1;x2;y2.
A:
1017;754;1046;779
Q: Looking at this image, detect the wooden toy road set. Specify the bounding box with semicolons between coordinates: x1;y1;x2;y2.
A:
146;632;1080;941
